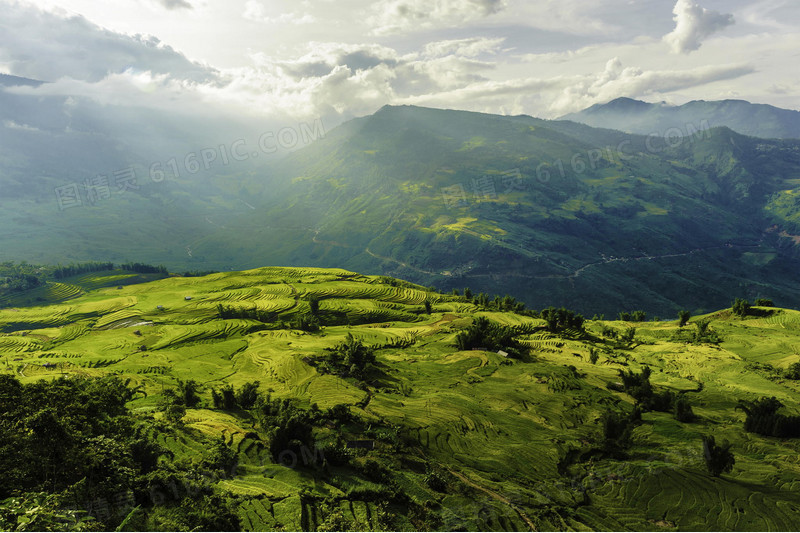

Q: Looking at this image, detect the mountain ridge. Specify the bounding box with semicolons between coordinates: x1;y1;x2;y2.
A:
562;97;800;139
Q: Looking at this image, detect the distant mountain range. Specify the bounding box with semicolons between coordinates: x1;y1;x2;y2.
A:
561;97;800;139
0;73;43;87
192;105;800;315
4;90;800;315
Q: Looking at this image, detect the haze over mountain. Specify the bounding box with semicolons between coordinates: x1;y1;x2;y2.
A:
4;93;800;315
190;105;800;316
562;98;800;140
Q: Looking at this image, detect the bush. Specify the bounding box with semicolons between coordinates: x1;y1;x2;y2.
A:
732;298;751;318
702;435;734;477
540;307;584;333
754;298;774;307
678;310;691;327
454;317;527;358
673;395;696;422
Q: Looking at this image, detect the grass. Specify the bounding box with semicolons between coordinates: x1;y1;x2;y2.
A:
2;266;800;530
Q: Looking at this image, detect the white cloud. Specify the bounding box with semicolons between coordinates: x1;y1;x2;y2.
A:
422;37;506;58
664;0;735;54
549;58;754;115
368;0;507;35
155;0;193;10
0;2;217;83
243;1;315;24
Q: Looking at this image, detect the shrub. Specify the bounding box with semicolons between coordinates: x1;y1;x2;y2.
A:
732;298;751;318
702;435;734;477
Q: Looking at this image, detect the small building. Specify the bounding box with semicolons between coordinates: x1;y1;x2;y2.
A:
497;350;508;357
184;296;192;301
157;305;164;310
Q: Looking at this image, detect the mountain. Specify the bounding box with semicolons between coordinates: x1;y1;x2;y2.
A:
2;266;800;531
5;101;800;315
191;105;800;316
561;97;800;139
0;73;44;87
0;78;275;267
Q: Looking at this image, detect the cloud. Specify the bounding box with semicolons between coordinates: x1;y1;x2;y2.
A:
368;0;507;35
549;57;754;115
663;0;734;54
243;1;315;24
0;2;217;83
422;37;506;58
155;0;193;10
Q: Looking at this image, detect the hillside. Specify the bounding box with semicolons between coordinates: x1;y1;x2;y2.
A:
6;101;800;315
3;267;800;531
191;105;800;316
561;98;800;140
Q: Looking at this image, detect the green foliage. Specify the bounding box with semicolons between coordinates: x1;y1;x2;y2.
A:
601;409;639;454
317;334;376;379
674;394;696;422
785;362;800;380
293;313;321;332
454;316;527;358
217;304;274;323
0;374;242;531
754;298;774;307
0;492;99;531
589;347;600;365
678;309;691;327
308;296;320;316
732;298;751;318
620;326;636;345
235;381;261;409
692;318;720;344
620;310;647;322
540;307;584;333
736;396;800;438
424;299;432;314
176;379;201;408
702;435;735;477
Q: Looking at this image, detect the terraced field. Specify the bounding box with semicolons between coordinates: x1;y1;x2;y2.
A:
2;266;800;531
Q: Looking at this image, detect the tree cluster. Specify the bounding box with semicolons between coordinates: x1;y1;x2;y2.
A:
540;307;585;334
616;367;695;422
0;375;241;531
736;397;800;438
454;316;527;358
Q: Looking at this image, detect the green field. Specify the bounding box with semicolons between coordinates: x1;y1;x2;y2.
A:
2;267;800;531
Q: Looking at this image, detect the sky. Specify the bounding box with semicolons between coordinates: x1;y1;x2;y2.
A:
0;0;798;132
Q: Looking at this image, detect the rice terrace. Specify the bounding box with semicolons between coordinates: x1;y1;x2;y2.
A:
2;264;800;530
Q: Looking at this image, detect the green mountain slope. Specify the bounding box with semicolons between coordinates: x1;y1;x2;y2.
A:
561;97;800;139
192;105;800;316
3;267;800;531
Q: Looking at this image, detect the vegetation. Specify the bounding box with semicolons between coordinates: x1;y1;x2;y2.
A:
702;436;735;477
2;265;800;531
454;316;528;358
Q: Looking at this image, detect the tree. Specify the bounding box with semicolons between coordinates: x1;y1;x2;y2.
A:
589;347;599;365
308;297;320;316
678;310;691;327
732;298;751;318
754;298;773;307
702;435;734;477
235;381;261;409
423;300;432;314
540;307;584;333
673;395;696;422
176;379;200;408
